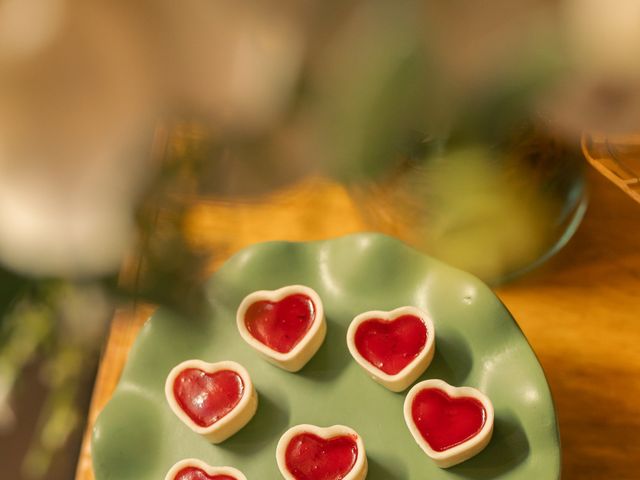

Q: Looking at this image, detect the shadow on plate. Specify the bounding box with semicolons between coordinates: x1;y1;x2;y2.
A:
450;412;530;478
217;392;290;455
420;329;473;385
297;316;350;383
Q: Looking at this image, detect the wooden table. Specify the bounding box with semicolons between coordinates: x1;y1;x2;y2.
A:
76;169;640;480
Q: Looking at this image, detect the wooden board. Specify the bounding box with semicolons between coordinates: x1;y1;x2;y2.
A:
76;169;640;480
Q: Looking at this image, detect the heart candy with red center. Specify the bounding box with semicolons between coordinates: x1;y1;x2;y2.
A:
286;434;356;480
165;459;247;480
276;425;368;480
176;470;235;480
245;294;315;354
347;306;435;392
165;360;257;444
237;286;326;372
404;379;494;468
174;467;237;480
173;369;244;428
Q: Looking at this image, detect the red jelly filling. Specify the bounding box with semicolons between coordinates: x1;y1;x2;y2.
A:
245;294;316;353
285;433;358;480
173;369;244;428
354;315;427;375
174;467;236;480
411;388;486;452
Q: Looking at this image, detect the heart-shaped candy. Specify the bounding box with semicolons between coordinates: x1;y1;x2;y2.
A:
165;459;247;480
165;360;258;443
276;424;368;480
404;379;494;468
347;306;435;391
237;285;326;372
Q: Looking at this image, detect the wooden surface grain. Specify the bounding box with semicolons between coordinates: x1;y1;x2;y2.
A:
76;169;640;480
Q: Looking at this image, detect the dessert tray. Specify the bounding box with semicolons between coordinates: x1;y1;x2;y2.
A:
92;233;560;479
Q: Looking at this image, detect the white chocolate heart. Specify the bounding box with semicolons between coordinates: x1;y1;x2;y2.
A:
164;458;247;480
404;379;494;468
347;306;435;392
236;285;326;372
165;360;257;444
276;424;368;480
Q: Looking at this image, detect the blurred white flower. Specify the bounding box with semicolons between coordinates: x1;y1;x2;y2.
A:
0;0;157;276
0;0;309;276
0;148;140;277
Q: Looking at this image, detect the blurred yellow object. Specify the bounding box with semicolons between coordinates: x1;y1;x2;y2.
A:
582;133;640;203
349;131;587;284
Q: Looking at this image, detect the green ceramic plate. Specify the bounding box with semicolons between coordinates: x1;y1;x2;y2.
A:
92;233;560;479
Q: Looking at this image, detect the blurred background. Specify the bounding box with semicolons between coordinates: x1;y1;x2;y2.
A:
1;0;639;478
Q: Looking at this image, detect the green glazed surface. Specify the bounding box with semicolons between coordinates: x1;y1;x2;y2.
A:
92;233;560;479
